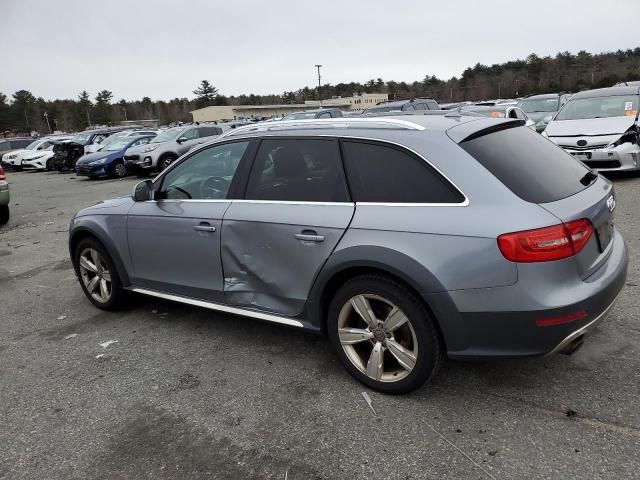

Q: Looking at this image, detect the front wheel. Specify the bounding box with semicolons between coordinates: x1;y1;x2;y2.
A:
110;160;127;178
74;237;128;310
159;155;177;171
0;205;9;225
327;274;443;394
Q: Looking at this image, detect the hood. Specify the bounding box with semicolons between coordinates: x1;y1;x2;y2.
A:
546;116;637;137
76;151;116;165
126;142;157;154
74;195;132;217
2;148;30;159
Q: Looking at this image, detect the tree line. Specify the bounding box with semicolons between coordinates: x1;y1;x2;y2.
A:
1;48;639;135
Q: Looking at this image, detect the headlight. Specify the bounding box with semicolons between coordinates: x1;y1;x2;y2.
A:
606;130;638;148
143;144;159;153
89;157;109;165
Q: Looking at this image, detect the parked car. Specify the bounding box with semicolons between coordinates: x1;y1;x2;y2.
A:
52;128;127;172
544;85;640;172
460;105;536;129
1;137;39;169
281;109;344;121
124;124;223;175
69;115;627;394
21;136;74;171
518;93;571;132
363;98;440;115
75;135;155;179
84;129;158;153
0;164;9;224
615;80;640;87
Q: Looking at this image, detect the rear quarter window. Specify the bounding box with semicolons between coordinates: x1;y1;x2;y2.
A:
341;140;465;204
459;125;590;203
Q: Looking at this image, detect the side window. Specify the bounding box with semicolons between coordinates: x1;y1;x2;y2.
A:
131;138;150;147
318;112;331;118
403;104;416;111
414;103;427;111
93;135;107;144
514;108;526;120
179;128;199;141
39;141;52;150
198;126;222;137
245;139;349;202
427;101;439;110
160;141;249;200
341;141;465;204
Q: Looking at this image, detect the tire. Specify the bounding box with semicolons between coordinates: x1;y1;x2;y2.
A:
73;237;128;310
0;205;9;225
13;165;22;172
110;160;127;178
158;154;177;171
327;274;442;394
46;158;54;171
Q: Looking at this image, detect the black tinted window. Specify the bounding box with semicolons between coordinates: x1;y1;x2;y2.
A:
341;141;464;203
460;125;589;203
245;139;349;202
199;126;222;137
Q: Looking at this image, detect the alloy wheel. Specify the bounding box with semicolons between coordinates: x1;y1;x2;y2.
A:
78;248;112;303
114;162;127;177
337;294;418;383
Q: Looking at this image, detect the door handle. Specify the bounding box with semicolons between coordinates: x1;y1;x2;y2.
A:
193;223;216;232
295;231;324;242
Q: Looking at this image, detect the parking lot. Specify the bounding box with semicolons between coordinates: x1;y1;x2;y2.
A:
0;170;639;479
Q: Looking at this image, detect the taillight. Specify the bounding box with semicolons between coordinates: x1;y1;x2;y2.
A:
0;166;5;180
498;219;594;262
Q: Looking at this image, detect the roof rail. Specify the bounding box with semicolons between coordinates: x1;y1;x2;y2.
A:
219;117;425;138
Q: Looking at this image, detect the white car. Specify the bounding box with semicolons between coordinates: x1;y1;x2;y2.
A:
22;136;73;171
1;137;57;171
84;129;159;153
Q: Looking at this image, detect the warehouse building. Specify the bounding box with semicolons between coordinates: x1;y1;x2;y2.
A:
190;93;388;122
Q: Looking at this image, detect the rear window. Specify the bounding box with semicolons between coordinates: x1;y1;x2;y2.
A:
459;125;590;203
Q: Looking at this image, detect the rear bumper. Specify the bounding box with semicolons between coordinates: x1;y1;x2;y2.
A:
429;229;628;359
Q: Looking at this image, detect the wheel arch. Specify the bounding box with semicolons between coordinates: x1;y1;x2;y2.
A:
306;246;460;349
69;223;131;286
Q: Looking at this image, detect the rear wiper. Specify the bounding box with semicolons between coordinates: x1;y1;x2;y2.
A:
580;170;598;186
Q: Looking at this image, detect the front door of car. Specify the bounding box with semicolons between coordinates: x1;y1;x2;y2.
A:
221;138;355;317
127;140;252;301
175;127;201;156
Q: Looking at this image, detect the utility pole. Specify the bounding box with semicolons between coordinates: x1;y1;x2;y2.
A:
315;64;322;107
43;112;52;133
122;106;128;121
86;110;91;128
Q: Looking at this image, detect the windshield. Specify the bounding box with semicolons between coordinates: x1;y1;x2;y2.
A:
0;142;9;152
520;98;559;113
282;112;318;120
556;95;639;120
26;140;40;149
71;133;92;144
151;127;182;143
103;139;133;151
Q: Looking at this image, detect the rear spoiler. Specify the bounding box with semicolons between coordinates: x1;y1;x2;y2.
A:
458;120;525;143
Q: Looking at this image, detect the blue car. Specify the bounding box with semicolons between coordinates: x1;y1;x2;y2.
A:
75;135;154;178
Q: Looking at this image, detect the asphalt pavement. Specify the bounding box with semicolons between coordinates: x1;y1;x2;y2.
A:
1;170;639;480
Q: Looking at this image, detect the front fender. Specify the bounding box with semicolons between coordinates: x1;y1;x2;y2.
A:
69;216;131;286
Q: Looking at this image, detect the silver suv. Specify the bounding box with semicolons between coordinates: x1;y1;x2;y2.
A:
124;124;223;175
69;116;628;393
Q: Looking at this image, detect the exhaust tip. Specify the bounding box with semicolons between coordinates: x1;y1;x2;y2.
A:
559;335;585;355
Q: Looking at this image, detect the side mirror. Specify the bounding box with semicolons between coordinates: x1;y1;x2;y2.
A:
543;115;553;123
132;179;153;202
176;137;187;144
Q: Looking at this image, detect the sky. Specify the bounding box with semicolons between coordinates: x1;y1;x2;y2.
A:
2;0;638;102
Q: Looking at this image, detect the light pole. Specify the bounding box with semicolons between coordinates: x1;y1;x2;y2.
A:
43;112;52;133
315;64;322;107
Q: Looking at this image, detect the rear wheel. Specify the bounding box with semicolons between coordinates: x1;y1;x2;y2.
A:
74;237;128;310
0;205;9;225
327;274;442;394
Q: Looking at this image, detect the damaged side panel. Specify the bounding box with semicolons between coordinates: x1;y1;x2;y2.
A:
221;202;355;316
53;142;85;171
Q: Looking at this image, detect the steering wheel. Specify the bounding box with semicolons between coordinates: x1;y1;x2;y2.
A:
200;176;230;199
